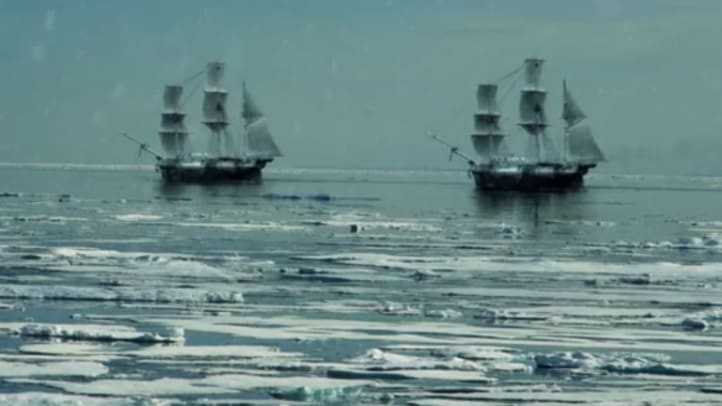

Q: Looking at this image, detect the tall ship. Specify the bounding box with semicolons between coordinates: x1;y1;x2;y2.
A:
124;61;281;183
434;57;604;191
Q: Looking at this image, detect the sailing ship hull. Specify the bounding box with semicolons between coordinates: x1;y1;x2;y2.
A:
470;163;594;192
157;158;270;183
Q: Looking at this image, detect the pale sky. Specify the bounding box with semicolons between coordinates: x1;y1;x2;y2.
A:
1;0;721;174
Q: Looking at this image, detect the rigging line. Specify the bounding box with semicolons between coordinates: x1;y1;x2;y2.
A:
497;68;523;109
180;76;202;109
493;63;524;85
176;68;206;86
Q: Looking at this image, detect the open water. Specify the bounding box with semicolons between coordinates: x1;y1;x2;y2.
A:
1;164;722;405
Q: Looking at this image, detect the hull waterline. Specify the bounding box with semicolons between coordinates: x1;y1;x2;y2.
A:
470;163;594;192
157;158;270;184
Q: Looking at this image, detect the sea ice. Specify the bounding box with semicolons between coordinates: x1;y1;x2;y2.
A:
0;393;141;406
0;360;108;377
18;323;185;344
532;351;714;377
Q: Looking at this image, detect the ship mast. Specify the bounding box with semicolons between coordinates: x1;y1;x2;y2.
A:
518;58;551;163
158;85;189;159
201;62;232;157
471;84;505;163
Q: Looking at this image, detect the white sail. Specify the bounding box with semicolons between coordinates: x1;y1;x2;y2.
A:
158;85;188;157
476;84;499;113
240;84;281;159
160;113;186;132
519;90;548;131
471;84;505;161
567;122;605;164
246;118;282;159
474;114;502;134
242;82;264;124
523;58;544;88
202;91;228;126
206;62;225;89
471;134;505;161
202;62;229;133
562;80;586;127
163;85;183;111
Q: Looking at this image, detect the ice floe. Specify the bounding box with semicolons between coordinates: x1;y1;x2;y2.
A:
533;351;721;377
0;360;108;377
0;393;142;406
17;323;185;344
681;308;722;331
113;213;164;222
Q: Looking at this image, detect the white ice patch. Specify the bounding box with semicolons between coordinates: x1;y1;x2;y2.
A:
349;348;487;372
11;374;376;397
130;344;302;360
0;360;107;377
0;393;139;406
173;220;305;232
18;323;184;344
113;214;163;222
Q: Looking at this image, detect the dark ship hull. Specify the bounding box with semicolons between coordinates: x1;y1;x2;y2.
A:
470;163;595;192
157;157;271;183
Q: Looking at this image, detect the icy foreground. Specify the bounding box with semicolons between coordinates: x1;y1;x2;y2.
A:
2;171;722;404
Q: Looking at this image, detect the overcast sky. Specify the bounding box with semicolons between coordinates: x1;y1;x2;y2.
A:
1;0;721;174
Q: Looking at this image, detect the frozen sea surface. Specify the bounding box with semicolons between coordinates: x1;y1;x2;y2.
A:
1;165;722;404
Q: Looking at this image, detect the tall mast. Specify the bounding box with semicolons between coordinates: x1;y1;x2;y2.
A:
202;62;229;157
158;85;188;158
471;84;505;163
518;57;549;163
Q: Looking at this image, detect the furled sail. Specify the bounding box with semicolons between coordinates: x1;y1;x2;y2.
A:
202;62;229;133
158;85;188;157
242;83;282;159
471;84;505;161
563;81;604;164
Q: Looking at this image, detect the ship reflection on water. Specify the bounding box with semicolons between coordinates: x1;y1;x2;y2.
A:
472;188;594;238
153;178;265;201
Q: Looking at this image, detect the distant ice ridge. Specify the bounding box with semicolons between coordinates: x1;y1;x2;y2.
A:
474;308;548;322
377;301;462;319
534;351;718;376
19;323;185;344
270;386;363;402
335;347;531;381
